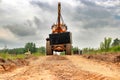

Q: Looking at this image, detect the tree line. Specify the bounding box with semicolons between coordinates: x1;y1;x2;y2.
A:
100;37;120;52
1;38;120;54
0;42;45;54
83;37;120;54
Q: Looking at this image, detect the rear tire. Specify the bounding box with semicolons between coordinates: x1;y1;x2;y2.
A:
46;40;53;55
65;44;72;55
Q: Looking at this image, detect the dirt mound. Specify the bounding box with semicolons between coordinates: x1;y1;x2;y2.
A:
25;55;38;61
0;59;16;72
46;55;68;61
0;58;29;73
14;58;29;66
0;58;6;63
83;53;120;63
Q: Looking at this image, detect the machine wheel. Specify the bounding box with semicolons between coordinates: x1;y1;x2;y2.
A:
65;44;72;55
46;40;53;55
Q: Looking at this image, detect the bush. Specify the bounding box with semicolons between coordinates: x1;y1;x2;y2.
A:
110;46;120;52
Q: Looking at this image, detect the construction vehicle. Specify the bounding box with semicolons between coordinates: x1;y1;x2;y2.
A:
46;2;72;55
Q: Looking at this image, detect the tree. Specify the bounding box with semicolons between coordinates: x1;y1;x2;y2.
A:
7;48;25;54
72;47;79;52
100;37;112;52
39;46;45;54
112;38;120;46
25;42;36;53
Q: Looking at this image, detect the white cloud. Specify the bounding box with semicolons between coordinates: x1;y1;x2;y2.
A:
0;0;38;24
94;0;120;7
0;27;17;40
0;0;120;49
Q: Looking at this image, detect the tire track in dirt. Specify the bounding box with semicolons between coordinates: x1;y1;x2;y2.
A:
67;55;120;80
0;55;119;80
43;55;111;80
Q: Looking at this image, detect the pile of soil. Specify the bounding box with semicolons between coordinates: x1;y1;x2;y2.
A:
0;58;29;73
83;53;120;63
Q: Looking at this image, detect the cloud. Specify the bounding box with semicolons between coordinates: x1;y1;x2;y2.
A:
0;27;17;40
93;0;120;7
73;1;112;25
33;16;46;30
4;23;36;37
64;0;120;48
0;0;120;49
0;27;20;48
30;1;56;12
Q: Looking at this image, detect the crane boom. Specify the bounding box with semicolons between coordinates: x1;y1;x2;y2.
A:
58;2;61;28
46;2;72;55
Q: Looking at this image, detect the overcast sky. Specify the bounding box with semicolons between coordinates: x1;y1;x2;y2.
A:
0;0;120;49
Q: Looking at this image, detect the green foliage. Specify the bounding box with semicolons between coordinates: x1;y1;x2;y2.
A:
0;53;9;59
8;48;25;54
60;51;66;55
0;48;25;54
81;37;120;54
109;46;120;52
72;47;79;52
25;42;36;53
0;42;46;56
112;38;120;46
0;42;46;59
0;52;45;60
82;48;97;54
0;53;25;60
100;37;112;52
99;37;120;53
39;46;45;54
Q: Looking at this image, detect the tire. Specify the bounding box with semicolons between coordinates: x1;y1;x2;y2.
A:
65;44;72;55
46;40;53;55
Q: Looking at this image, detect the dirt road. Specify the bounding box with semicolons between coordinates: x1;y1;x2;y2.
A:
0;55;120;80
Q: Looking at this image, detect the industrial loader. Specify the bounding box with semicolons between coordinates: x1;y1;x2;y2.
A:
46;2;72;55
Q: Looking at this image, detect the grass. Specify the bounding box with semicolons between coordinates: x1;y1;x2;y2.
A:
60;51;65;55
0;53;25;60
0;52;45;60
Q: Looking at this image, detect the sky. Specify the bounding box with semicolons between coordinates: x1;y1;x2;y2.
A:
0;0;120;49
